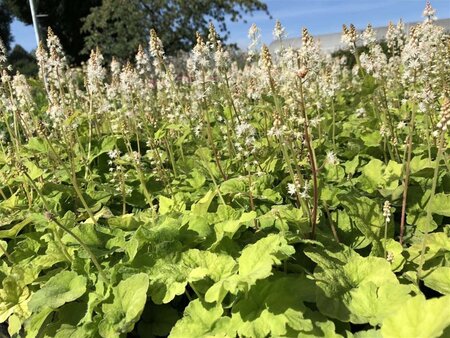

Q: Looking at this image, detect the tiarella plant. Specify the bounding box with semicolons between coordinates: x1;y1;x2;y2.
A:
0;2;449;337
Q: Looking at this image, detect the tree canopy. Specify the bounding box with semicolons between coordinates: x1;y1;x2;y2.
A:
5;0;269;63
5;0;101;63
0;2;13;51
82;0;269;60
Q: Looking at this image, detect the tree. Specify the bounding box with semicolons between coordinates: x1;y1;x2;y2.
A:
4;0;101;63
82;0;270;61
8;44;38;76
0;2;13;52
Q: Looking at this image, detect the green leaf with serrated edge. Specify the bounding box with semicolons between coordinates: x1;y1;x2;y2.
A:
344;155;359;176
220;177;247;195
358;159;402;192
206;234;295;302
107;214;142;230
191;190;216;215
381;295;450;338
210;211;256;248
332;210;371;249
8;314;21;337
406;232;450;266
28;271;87;312
159;195;174;215
99;273;149;338
305;247;412;324
231;276;314;337
186;169;206;189
148;250;236;304
430;193;450;217
423;267;450;295
340;195;385;251
24;306;53;338
237;234;294;287
169;299;233;338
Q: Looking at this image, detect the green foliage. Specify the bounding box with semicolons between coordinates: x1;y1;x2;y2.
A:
0;2;13;52
99;274;149;337
28;271;87;312
381;295;450;338
82;0;269;60
7;45;38;76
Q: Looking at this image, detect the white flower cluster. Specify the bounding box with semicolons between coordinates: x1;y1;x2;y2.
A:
383;200;391;223
287;178;310;199
273;20;287;41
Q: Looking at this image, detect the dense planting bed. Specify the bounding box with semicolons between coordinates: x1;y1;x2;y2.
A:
0;6;449;337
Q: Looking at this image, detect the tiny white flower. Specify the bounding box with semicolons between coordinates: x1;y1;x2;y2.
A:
383;200;391;223
287;183;297;196
326;151;339;165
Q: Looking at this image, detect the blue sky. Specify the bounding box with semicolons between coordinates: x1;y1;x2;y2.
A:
11;0;450;52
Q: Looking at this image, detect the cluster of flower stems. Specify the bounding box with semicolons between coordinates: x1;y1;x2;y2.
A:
0;1;449;281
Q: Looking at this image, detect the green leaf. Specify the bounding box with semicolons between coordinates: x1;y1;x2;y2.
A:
24;160;44;180
238;234;294;287
8;314;21;337
107;214;142;231
231;276;314;337
28;271;87;312
99;273;149;338
211;211;256;248
260;188;283;204
430;193;450;217
306;248;412;324
207;234;295;300
186;169;206;189
332;210;370;249
169;299;233;338
191;190;216;215
24;306;53;338
0;277;31;322
159;195;174;215
344;155;360;176
148;250;236;304
220;177;247;195
410;156;435;176
381;295;450;338
358;159;401;192
423;267;450;295
340;196;385;251
25;137;50;153
360;131;381;147
383;239;405;272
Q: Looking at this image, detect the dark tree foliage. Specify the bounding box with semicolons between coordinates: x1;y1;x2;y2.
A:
82;0;270;61
0;2;13;51
8;44;38;76
4;0;101;63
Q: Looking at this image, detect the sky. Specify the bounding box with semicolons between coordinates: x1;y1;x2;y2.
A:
10;0;450;52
